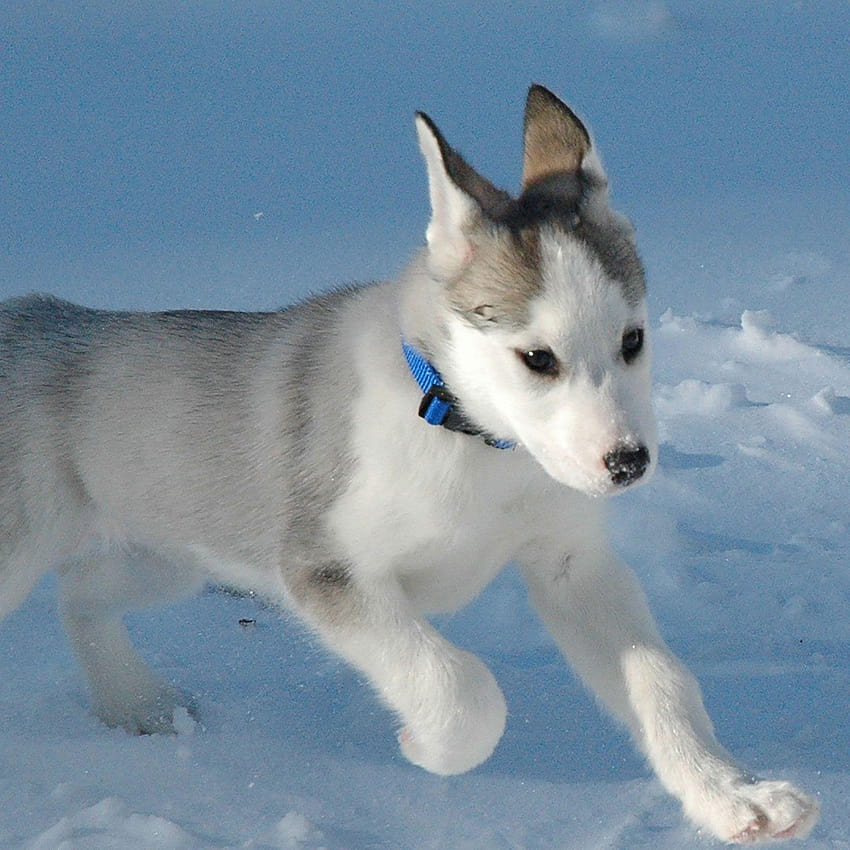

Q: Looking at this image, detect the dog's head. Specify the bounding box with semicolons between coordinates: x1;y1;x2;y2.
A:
413;85;656;497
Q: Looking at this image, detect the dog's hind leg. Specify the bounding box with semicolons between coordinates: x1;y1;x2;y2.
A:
521;543;819;844
289;561;507;776
58;546;204;735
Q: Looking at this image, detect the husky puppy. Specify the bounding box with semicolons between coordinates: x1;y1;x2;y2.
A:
0;85;817;843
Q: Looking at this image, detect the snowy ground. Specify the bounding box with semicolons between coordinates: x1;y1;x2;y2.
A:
2;2;849;848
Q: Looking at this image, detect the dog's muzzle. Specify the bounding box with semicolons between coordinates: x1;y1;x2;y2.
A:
604;445;650;487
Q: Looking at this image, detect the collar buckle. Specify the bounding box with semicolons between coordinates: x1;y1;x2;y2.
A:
417;384;454;425
403;340;515;451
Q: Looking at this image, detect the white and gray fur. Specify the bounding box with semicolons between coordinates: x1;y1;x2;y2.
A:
0;85;817;844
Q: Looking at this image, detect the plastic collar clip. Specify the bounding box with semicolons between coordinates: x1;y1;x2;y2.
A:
402;341;515;451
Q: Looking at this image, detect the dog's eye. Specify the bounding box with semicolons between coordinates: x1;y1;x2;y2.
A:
621;328;644;364
518;348;559;376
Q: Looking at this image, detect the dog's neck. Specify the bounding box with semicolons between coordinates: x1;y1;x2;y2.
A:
401;340;515;450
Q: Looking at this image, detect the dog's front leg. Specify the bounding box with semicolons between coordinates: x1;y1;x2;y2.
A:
521;545;818;844
289;563;506;776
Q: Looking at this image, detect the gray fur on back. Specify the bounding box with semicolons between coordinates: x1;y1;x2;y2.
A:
0;291;363;591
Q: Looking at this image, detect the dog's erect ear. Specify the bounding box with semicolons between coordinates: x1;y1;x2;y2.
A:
521;84;593;189
415;112;511;277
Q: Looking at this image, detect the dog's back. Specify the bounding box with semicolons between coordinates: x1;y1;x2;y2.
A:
0;289;375;612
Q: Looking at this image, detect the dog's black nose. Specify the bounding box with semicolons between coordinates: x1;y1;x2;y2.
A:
604;445;650;487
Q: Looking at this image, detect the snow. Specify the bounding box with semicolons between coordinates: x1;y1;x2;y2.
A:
1;1;849;848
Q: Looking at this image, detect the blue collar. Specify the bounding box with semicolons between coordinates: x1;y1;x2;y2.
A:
402;341;515;450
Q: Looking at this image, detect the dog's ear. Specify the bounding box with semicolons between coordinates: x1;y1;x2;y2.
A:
415;112;511;278
521;85;596;189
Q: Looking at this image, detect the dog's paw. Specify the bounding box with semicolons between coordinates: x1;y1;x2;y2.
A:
397;651;507;776
95;683;197;736
726;780;819;844
691;778;819;845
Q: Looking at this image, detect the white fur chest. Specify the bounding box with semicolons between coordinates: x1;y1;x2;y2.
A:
326;420;590;613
